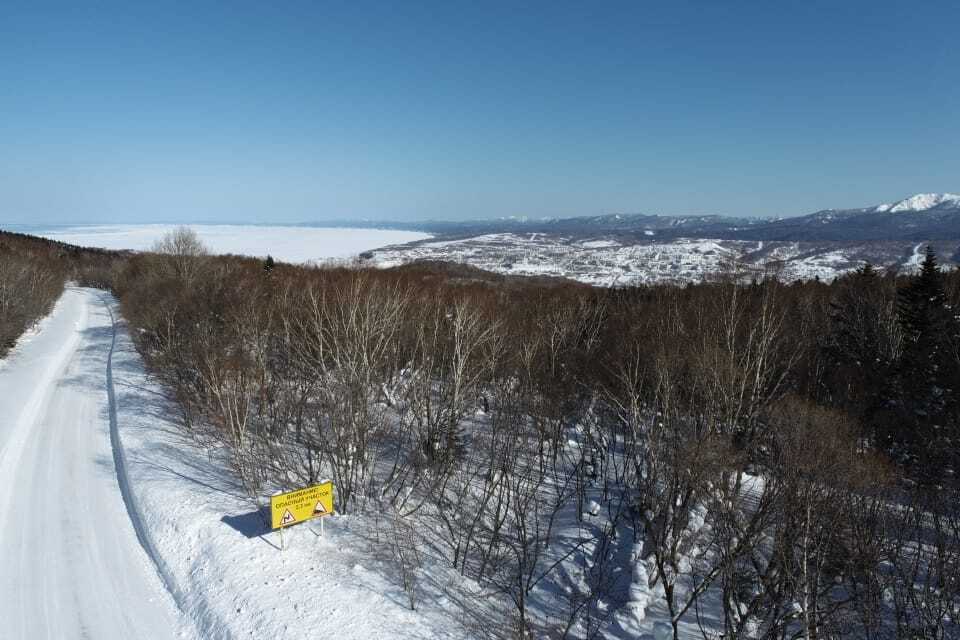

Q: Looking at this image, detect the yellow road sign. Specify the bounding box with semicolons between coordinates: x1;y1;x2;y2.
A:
270;481;334;530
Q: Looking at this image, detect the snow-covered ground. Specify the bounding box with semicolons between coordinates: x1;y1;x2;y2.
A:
903;242;926;273
372;234;744;285
0;287;489;639
369;233;850;285
0;288;196;639
108;299;488;639
0;286;718;639
9;281;934;639
30;224;431;263
368;233;954;285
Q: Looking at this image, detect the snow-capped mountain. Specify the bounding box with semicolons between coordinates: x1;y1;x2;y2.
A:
740;193;960;241
875;193;960;213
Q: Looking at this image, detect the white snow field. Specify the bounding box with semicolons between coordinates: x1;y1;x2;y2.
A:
33;224;430;263
0;288;197;639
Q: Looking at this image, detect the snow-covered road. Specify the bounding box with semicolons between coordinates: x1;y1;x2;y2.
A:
0;287;195;639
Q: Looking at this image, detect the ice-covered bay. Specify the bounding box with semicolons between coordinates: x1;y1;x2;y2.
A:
31;224;430;263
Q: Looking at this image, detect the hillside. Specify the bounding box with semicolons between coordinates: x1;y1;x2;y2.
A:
1;227;959;639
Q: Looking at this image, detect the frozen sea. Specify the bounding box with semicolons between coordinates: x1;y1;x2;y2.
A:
21;224;430;263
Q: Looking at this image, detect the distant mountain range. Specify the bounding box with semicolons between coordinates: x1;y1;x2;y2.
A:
714;193;960;242
314;193;960;242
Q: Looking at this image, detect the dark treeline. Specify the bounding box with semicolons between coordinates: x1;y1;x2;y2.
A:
6;227;959;638
0;230;127;355
0;231;67;355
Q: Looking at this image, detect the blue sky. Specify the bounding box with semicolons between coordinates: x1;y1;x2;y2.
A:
1;1;958;224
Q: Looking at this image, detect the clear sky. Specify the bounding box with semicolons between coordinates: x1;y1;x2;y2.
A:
1;1;958;224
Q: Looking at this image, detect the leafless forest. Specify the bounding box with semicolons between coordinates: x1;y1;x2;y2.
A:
3;228;959;639
0;232;67;355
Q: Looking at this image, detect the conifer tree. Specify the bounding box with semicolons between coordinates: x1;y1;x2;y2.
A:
826;262;896;436
895;246;957;477
856;262;876;278
898;247;947;347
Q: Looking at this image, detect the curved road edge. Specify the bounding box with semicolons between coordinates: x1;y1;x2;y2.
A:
99;291;235;640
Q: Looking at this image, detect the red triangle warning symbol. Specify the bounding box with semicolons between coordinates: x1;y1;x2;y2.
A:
313;501;327;515
281;509;296;526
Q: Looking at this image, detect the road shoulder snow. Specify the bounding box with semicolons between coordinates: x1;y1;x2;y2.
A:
0;288;196;639
106;298;484;639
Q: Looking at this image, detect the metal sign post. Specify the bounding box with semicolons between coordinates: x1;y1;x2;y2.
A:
269;481;335;550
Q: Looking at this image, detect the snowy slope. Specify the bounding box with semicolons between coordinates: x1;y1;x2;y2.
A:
1;287;481;639
875;193;960;212
107;312;499;638
0;286;731;639
0;288;196;639
100;293;708;639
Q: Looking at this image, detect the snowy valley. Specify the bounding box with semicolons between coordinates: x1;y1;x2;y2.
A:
362;193;960;285
368;234;940;286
